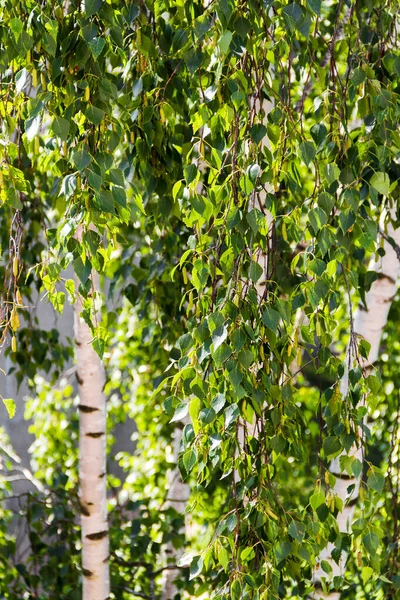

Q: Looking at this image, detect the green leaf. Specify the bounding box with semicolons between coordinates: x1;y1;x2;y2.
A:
311;123;327;146
88;37;106;59
74;258;91;285
218;31;232;54
321;560;333;575
339;211;356;234
5;188;23;210
85;105;105;126
370;171;390;196
318;192;335;215
366;374;381;394
171;403;189;423
177;551;194;567
95;190;115;213
234;16;250;39
262;307;280;331
212;394;226;413
367;470;385;494
183;448;197;474
15;68;29;94
72;150;92;171
2;398;16;419
249;261;263;283
351;67;366;86
308;258;326;277
276;541;291;562
310;489;325;510
247;209;264;234
317;226;336;255
88;170;103;191
60;174;77;199
363;532;379;555
231;329;246;351
51;116;70;140
25;115;41;141
84;0;103;16
288;520;305;542
93;338;105;359
220;248;235;279
283;3;304;33
199;407;215;424
323;163;341;185
247;164;261;183
299;141;316;166
95;152;113;171
231;90;246;111
49;291;65;313
226;513;237;533
184;49;204;74
212;325;228;351
112;186;127;208
16;30;33;55
228;366;243;390
132;78;143;98
323;436;341;458
224;403;239;429
238;349;253;369
352;458;363;478
306;0;321;14
212;343;232;366
250;124;267;145
216;0;234;29
9;17;23;41
309;207;328;235
189;555;203;580
362;566;374;585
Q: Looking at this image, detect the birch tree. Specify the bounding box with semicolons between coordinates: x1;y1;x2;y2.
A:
0;1;399;600
74;230;110;600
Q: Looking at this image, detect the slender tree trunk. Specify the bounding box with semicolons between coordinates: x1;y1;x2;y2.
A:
74;271;110;600
315;218;400;596
162;422;190;600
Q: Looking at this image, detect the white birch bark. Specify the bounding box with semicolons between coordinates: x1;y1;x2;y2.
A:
162;421;190;600
315;217;400;596
74;270;110;600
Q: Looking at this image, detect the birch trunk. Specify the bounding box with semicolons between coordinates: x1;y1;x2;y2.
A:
162;421;190;600
315;218;400;597
74;272;110;600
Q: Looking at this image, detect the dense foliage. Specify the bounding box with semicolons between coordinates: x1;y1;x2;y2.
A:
0;0;399;598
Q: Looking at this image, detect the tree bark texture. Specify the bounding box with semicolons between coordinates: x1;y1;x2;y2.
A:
162;422;190;600
74;271;110;600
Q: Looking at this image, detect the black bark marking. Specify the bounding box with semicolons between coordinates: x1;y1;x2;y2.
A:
376;272;396;284
78;404;99;413
99;472;105;478
330;471;357;481
86;431;105;438
82;568;93;577
314;582;323;590
86;530;108;541
80;503;90;516
76;372;84;385
346;496;359;507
